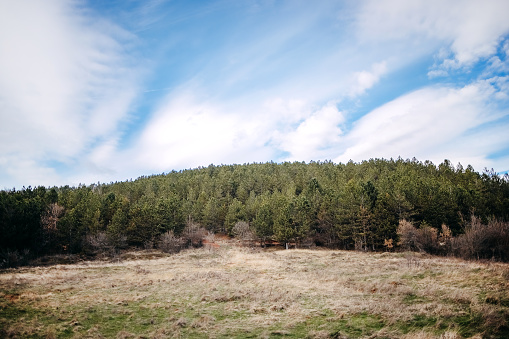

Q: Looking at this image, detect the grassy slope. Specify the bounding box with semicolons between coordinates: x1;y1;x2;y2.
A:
1;243;509;338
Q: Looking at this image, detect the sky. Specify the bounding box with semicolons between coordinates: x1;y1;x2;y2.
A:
1;0;509;189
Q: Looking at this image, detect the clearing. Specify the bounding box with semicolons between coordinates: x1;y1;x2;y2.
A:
1;243;509;338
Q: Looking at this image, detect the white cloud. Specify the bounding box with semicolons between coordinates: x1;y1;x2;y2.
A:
0;156;60;190
0;0;138;187
357;0;509;72
262;97;309;125
120;93;274;174
349;61;387;97
106;93;343;178
277;103;344;161
335;80;509;171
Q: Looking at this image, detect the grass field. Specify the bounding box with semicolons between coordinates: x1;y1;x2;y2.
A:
1;241;509;338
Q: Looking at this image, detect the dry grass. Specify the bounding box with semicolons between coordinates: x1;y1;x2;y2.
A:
1;245;508;338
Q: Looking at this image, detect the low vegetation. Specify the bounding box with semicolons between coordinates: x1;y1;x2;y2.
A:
2;243;509;338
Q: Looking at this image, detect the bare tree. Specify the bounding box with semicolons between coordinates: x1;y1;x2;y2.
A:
41;203;64;251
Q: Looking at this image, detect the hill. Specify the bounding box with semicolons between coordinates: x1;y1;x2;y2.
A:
1;158;509;267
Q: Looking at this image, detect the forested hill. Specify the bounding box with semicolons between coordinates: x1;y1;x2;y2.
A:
2;158;509;264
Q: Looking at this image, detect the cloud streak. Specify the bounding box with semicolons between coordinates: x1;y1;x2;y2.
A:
335;79;509;171
0;0;139;187
357;0;509;67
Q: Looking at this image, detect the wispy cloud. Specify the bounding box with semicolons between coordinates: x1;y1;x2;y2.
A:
0;0;139;187
335;79;509;171
357;0;509;67
1;0;508;187
97;0;509;178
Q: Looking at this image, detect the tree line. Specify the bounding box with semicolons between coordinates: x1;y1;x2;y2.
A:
1;158;509;266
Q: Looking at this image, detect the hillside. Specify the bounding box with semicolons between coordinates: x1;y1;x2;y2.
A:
1;159;509;267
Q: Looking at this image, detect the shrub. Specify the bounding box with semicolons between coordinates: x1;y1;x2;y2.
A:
399;217;509;262
452;217;509;261
397;220;419;251
397;220;439;254
438;224;453;254
86;232;111;254
415;225;439;254
86;231;127;256
158;231;183;254
232;221;255;246
143;239;154;250
182;221;208;248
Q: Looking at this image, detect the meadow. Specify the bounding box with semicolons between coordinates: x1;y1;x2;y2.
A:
1;241;509;338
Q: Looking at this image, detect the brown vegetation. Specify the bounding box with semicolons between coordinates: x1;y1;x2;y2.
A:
397;218;509;261
1;244;508;338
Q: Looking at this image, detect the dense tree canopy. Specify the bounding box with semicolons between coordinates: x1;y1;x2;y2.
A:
2;158;509;264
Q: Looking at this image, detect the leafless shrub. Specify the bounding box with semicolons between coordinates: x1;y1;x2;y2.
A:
86;232;127;256
438;224;453;255
87;232;111;253
397;220;439;254
204;231;215;243
415;225;439;254
300;237;316;249
203;232;218;251
182;221;208;248
232;221;255;246
143;239;154;250
397;220;418;250
110;234;128;251
158;231;183;254
41;203;64;251
452;216;509;261
398;217;509;262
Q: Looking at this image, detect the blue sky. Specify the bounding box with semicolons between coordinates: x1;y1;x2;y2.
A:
1;0;509;188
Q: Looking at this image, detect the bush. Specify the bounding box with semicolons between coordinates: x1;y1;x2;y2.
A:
157;221;208;254
438;224;453;255
232;221;255;246
86;232;111;253
397;220;419;251
158;231;184;254
415;225;439;254
397;220;440;254
182;221;208;248
399;217;509;262
86;232;127;256
452;217;509;261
